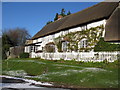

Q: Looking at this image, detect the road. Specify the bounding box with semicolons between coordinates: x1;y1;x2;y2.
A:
0;75;69;90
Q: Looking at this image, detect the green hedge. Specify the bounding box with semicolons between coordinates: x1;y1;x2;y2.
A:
19;53;29;58
94;38;120;52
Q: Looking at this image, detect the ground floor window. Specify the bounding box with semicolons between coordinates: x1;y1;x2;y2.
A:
30;46;36;52
30;46;33;52
33;46;38;52
44;42;55;52
78;39;88;49
62;41;69;52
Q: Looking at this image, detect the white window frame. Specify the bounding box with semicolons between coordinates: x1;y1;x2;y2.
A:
78;39;88;49
62;41;68;52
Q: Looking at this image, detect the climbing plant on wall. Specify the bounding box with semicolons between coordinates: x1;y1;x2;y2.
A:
54;36;63;52
54;25;104;52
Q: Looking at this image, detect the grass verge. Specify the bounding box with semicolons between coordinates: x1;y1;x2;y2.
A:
2;58;119;88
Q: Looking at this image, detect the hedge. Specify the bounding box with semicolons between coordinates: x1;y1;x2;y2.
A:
19;53;29;58
94;38;120;52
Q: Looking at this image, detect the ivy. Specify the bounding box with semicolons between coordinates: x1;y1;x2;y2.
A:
54;36;63;52
54;25;104;52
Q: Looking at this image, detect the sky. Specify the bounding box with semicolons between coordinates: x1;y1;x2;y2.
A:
2;2;100;37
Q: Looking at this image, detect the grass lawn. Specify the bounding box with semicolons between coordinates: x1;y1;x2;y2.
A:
2;58;119;88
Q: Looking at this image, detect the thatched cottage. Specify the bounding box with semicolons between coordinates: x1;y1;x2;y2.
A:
25;1;120;61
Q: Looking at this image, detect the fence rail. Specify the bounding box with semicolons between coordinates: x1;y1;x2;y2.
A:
30;52;120;62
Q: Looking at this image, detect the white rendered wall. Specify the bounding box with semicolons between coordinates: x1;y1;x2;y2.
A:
24;46;27;52
25;46;30;53
31;19;106;53
33;39;37;44
37;46;42;51
87;19;106;29
38;38;42;42
69;27;82;33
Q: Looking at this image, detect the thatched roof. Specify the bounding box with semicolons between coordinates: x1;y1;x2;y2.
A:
32;16;69;39
105;4;120;42
32;2;119;40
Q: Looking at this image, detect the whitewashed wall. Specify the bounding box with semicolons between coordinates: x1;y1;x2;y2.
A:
25;19;106;53
26;19;119;62
31;51;119;62
25;46;30;53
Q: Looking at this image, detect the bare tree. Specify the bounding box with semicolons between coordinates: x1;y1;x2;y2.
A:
2;28;31;59
4;28;31;46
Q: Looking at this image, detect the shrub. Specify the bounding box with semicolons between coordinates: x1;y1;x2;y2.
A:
94;38;120;52
34;57;41;60
19;53;29;58
2;50;7;60
79;61;84;64
103;59;109;64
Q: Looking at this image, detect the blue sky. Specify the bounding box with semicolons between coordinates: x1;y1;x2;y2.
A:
2;2;99;37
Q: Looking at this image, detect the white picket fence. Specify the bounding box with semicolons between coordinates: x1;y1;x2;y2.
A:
30;51;120;62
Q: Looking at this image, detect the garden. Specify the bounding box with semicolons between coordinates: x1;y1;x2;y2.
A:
2;58;119;88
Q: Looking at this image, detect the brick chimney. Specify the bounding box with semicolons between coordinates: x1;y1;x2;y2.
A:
57;15;63;20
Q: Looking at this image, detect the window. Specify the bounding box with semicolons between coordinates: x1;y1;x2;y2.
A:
79;39;88;48
30;46;34;52
62;41;68;52
34;46;38;52
45;44;55;52
25;46;28;53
